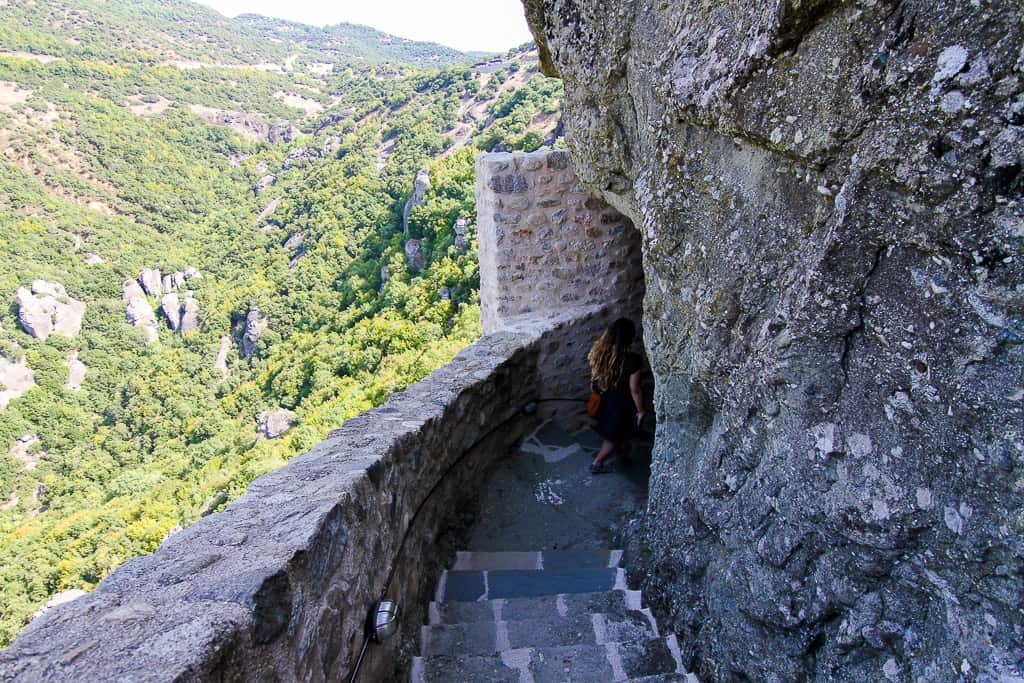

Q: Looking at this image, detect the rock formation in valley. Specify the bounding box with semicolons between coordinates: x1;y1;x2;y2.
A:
122;279;158;343
0;355;35;410
523;0;1023;680
241;308;268;360
8;435;44;471
404;238;425;271
257;408;294;440
453;217;469;251
214;336;232;378
15;281;86;341
402;167;431;234
161;292;182;331
65;351;86;392
179;292;200;335
254;173;277;196
139;268;163;297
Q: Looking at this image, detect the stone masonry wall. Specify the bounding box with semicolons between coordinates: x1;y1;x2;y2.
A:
477;150;644;336
477;150;648;429
0;307;609;683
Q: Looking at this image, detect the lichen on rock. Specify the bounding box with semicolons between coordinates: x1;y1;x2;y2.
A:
523;0;1024;679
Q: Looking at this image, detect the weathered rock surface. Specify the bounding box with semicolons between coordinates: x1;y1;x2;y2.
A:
322;135;342;156
0;355;35;410
160;290;200;334
31;590;86;621
452;217;469;251
161;292;181;331
258;196;283;222
404;239;425;271
15;281;86;341
122;279;145;302
65;351;86;392
267;122;296;144
214;336;231;378
524;1;1023;680
241;308;267;360
123;280;157;343
179;293;200;335
282;147;315;170
158;269;200;296
139;269;162;297
256;408;295;440
283;231;307;268
190;109;294;144
403;168;430;234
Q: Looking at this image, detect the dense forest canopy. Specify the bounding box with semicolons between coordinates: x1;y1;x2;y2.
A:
0;0;561;646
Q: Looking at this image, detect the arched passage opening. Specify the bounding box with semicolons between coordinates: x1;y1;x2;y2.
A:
470;149;651;548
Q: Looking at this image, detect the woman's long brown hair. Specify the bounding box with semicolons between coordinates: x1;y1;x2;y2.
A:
588;318;636;391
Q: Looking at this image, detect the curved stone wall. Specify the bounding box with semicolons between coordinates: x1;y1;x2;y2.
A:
476;150;644;335
0;306;617;682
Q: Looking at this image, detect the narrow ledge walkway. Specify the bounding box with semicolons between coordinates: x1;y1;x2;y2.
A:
410;422;698;682
468;421;650;551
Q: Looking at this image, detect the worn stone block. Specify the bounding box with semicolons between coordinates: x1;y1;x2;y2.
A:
488;174;529;194
546;152;570;170
494;212;522;225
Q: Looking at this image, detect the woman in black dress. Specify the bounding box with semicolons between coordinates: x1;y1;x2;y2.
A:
588;318;644;473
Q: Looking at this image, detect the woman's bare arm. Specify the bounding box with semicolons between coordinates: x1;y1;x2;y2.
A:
630;371;645;426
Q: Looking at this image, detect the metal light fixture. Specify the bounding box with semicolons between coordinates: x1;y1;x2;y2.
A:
372;600;400;642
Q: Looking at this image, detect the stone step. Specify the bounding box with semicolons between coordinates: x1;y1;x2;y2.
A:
411;635;684;683
630;674;699;682
436;567;624;602
452;549;624;572
429;589;644;625
420;609;659;656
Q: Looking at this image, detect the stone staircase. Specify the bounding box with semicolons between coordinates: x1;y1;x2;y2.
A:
411;550;694;682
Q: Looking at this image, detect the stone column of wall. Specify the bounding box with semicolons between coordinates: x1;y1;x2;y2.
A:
477;151;647;427
476;151;644;335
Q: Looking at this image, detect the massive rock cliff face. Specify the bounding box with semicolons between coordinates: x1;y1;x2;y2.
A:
524;1;1023;680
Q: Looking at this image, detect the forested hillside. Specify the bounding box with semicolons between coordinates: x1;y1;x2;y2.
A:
0;0;562;646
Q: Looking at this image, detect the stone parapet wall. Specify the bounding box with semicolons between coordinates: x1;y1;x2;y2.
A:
0;306;610;683
477;151;644;336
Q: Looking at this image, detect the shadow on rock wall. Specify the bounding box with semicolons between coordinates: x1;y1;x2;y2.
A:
524;0;1023;680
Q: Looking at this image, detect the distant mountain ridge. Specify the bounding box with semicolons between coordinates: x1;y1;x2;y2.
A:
235;14;489;67
0;0;486;68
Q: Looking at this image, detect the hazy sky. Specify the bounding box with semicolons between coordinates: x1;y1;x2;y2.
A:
195;0;535;53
